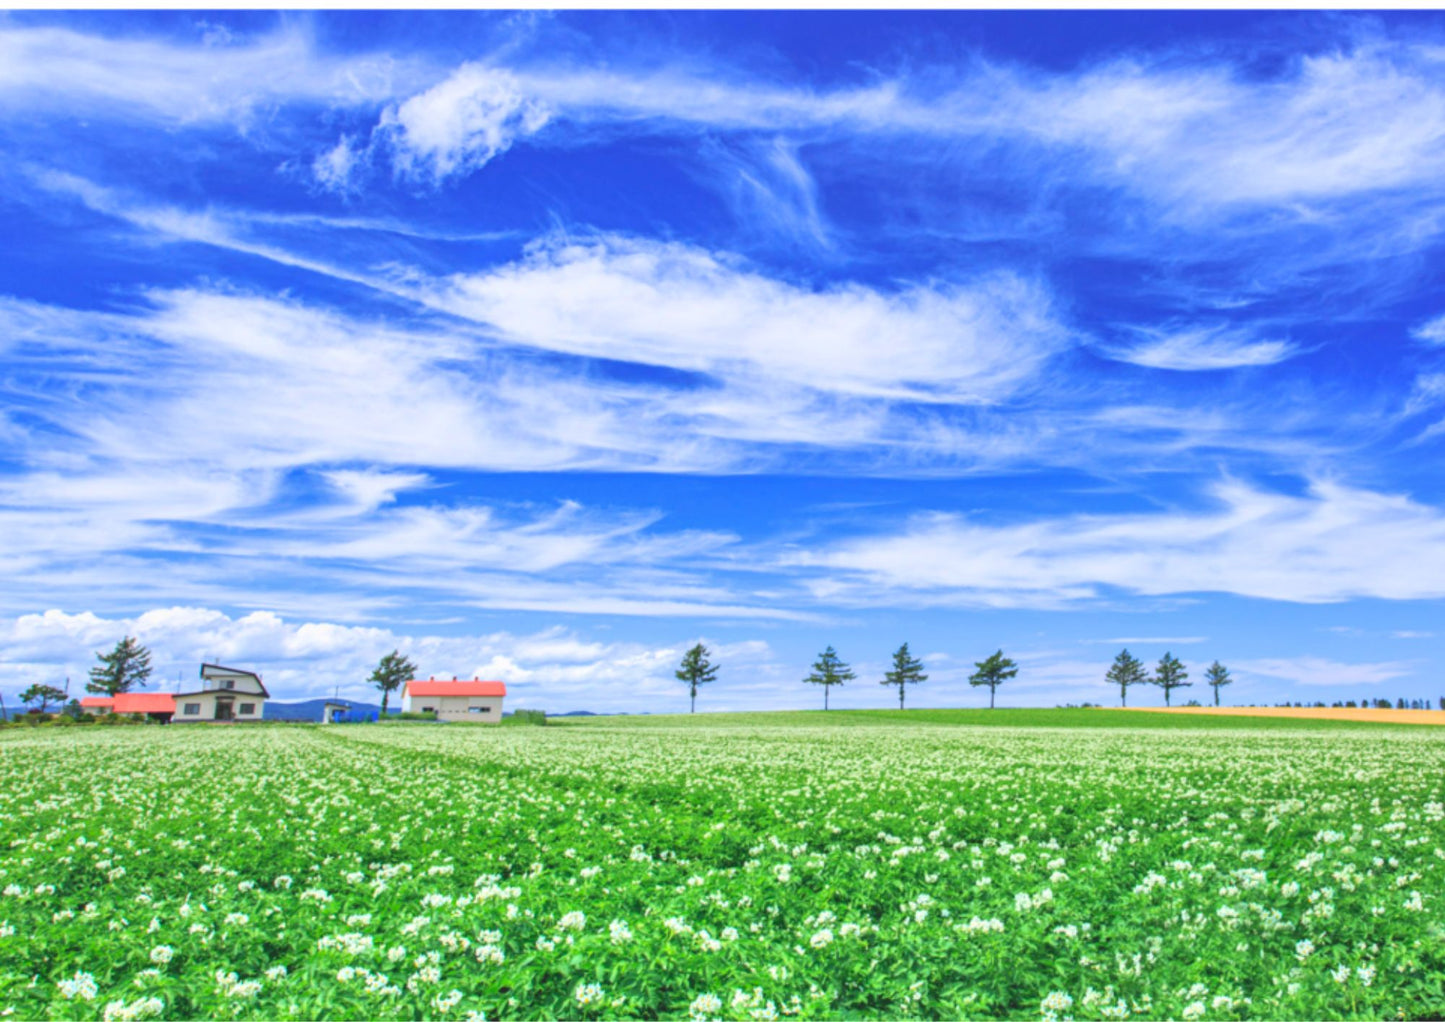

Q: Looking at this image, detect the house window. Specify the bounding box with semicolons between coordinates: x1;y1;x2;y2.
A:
421;706;434;713
239;703;255;715
183;703;201;716
223;680;235;690
469;706;491;713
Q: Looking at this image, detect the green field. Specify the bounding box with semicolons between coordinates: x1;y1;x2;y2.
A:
3;712;1444;1020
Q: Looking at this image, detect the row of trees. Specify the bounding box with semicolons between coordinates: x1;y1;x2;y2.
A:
675;642;1020;711
1105;648;1232;707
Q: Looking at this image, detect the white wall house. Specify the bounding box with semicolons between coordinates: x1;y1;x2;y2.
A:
402;679;506;723
173;663;268;723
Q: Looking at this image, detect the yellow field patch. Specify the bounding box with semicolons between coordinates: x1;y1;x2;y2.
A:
1118;705;1445;725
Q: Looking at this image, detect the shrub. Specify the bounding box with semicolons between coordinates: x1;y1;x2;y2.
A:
503;709;547;727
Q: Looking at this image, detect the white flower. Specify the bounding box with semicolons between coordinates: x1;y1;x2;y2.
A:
609;920;633;944
58;971;99;1001
149;945;174;965
558;911;586;931
101;997;164;1022
1040;991;1073;1013
690;993;723;1020
1332;964;1351;984
809;929;833;949
575;983;605;1008
1294;939;1314;961
1181;1001;1206;1020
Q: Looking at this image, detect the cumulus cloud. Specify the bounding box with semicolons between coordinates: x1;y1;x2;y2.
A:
375;64;552;186
0;606;803;708
785;478;1445;607
1101;325;1299;371
0;608;781;713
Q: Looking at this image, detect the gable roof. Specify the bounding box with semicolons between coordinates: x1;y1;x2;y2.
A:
199;663;269;698
405;679;507;698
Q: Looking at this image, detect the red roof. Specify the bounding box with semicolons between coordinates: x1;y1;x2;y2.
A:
80;696;114;708
405;679;506;698
113;693;177;714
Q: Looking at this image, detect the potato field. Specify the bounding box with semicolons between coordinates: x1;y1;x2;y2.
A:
2;713;1444;1020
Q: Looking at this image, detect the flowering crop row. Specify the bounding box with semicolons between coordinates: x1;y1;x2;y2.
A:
1;718;1443;1019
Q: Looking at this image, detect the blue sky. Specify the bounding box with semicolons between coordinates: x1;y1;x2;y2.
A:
3;10;1445;713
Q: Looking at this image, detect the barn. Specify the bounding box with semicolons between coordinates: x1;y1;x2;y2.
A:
401;678;506;723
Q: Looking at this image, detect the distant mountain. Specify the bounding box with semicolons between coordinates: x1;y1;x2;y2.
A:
265;699;383;721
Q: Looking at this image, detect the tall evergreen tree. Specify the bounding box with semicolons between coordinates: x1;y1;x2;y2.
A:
675;643;718;714
86;637;153;696
881;642;928;710
1105;648;1147;707
1205;660;1232;706
804;645;855;710
968;650;1018;709
1152;652;1191;706
369;650;418;716
20;683;66;713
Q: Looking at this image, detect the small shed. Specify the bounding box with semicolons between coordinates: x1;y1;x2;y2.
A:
401;679;506;723
321;701;349;724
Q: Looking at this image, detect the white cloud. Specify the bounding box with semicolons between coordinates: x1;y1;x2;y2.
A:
1234;656;1415;688
0;24;421;125
1102;325;1299;371
1081;636;1206;645
1412;313;1445;345
786;478;1445;606
431;235;1069;402
0;607;781;713
375;63;552;186
312;134;366;194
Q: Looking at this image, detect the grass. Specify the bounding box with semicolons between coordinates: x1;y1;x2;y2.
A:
565;706;1434;732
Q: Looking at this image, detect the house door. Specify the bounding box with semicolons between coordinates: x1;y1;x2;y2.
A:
215;698;235;721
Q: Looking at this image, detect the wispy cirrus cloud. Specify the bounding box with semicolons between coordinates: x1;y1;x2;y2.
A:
429;235;1069;402
0;23;425;125
1101;324;1300;371
1234;655;1415;688
785;478;1445;607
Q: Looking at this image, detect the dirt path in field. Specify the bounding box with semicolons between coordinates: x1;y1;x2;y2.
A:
1118;706;1445;725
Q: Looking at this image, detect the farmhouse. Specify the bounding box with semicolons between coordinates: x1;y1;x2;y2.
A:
402;678;506;722
174;664;268;722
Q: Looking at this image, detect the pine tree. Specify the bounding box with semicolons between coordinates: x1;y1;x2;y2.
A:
675;643;718;714
86;637;153;696
804;646;855;710
1152;652;1191;706
1205;660;1232;706
1105;648;1147;707
881;642;928;710
20;683;66;713
369;650;418;716
968;650;1018;709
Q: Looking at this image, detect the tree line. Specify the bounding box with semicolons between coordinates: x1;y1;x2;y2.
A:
1104;648;1234;707
675;642;1020;711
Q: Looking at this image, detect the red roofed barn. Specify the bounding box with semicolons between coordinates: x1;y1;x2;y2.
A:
402;678;506;723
